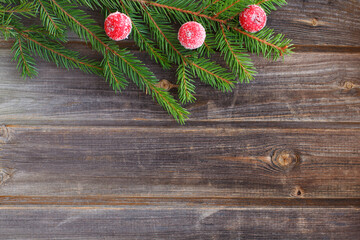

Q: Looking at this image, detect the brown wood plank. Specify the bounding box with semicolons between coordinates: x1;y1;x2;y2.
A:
0;206;358;239
0;125;359;199
0;49;359;125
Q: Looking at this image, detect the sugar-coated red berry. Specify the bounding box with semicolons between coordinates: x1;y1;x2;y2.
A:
178;21;206;50
239;5;267;33
104;12;132;41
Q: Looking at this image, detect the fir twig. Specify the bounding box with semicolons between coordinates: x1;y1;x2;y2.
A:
217;24;255;82
37;0;66;37
19;31;102;74
130;0;291;57
3;0;293;123
11;36;38;79
50;0;189;123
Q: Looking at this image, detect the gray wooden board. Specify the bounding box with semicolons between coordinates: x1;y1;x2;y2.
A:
0;206;359;240
0;125;359;198
0;49;359;125
267;0;360;46
0;0;360;238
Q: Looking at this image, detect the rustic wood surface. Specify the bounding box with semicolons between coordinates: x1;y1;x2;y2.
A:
0;0;359;239
1;206;359;239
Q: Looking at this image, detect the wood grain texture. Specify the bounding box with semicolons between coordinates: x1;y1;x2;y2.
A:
0;125;359;199
0;50;359;125
268;0;360;46
0;206;359;240
0;0;359;238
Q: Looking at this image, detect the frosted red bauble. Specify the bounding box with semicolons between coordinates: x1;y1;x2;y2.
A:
239;5;267;33
178;21;206;50
104;12;132;41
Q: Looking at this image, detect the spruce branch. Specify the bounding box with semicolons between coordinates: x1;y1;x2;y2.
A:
0;1;35;16
177;62;196;104
72;0;120;10
198;0;221;14
142;6;186;65
212;0;253;19
102;53;128;92
130;0;227;25
11;36;38;79
199;40;216;58
0;16;15;40
120;2;171;69
19;31;102;75
256;0;287;13
2;0;293;123
130;0;291;58
50;0;189;123
129;13;172;69
37;0;66;38
217;24;256;82
234;26;292;59
191;58;235;92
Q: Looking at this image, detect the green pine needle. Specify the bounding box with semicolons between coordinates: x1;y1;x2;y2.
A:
2;0;293;123
11;36;38;79
177;62;196;104
216;24;256;83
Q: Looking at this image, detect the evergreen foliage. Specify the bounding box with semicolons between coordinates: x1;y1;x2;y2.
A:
1;0;293;124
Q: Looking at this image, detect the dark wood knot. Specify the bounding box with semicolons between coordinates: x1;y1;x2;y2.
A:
0;168;14;185
0;125;10;143
292;186;304;198
271;149;300;172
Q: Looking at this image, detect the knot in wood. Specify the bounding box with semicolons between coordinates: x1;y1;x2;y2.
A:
0;125;10;143
343;81;355;90
271;149;300;171
292;186;304;198
0;168;14;185
311;18;318;26
155;79;178;91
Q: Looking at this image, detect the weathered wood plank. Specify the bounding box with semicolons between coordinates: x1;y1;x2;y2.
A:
268;0;360;46
0;49;359;125
0;125;359;198
0;206;358;239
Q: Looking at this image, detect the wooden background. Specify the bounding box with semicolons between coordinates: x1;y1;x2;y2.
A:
1;0;360;239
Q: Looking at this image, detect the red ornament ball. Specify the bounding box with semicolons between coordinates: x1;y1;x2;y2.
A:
239;5;267;33
178;21;206;50
104;12;132;41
